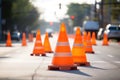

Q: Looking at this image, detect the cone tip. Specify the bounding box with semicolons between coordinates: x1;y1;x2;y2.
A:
76;27;81;34
60;22;66;32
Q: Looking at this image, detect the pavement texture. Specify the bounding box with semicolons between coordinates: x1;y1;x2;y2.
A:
0;35;120;80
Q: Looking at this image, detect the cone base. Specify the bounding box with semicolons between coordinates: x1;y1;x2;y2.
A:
102;44;109;46
6;45;12;47
30;53;46;56
45;51;54;53
48;65;77;70
86;51;94;54
75;62;90;66
22;45;27;46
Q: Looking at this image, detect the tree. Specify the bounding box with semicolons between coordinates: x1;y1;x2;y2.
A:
2;0;40;32
110;0;120;22
101;0;120;25
67;3;91;27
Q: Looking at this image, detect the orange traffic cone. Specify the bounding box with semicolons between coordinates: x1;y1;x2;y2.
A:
31;30;46;56
48;22;77;70
102;33;109;46
6;31;12;47
72;28;90;66
28;33;33;42
43;32;53;53
91;32;97;45
83;31;87;52
22;33;27;46
85;32;94;53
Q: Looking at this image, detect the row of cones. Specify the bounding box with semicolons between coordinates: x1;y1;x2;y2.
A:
48;22;109;70
6;22;109;71
48;23;91;70
30;22;109;70
30;30;53;56
6;32;34;47
29;23;89;70
6;31;53;55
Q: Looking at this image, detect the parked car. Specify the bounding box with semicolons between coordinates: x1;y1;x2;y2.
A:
104;24;120;41
31;30;36;37
11;31;21;41
83;20;99;35
97;28;104;40
45;28;53;37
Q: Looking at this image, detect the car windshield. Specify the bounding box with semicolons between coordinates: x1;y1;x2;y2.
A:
12;32;20;36
109;26;120;30
12;33;17;36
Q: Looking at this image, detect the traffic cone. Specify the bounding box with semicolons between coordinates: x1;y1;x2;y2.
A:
22;33;27;46
43;32;53;53
91;32;97;45
48;22;77;70
83;31;87;52
85;32;94;53
31;30;46;56
28;33;33;42
6;31;12;47
102;33;109;46
72;28;90;66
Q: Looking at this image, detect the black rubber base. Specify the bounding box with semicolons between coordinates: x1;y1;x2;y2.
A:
48;65;77;70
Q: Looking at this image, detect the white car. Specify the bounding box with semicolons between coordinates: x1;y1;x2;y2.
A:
104;24;120;41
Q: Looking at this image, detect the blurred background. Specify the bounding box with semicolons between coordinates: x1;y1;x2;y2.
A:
0;0;120;41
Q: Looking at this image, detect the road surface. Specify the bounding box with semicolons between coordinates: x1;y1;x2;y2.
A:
0;34;120;80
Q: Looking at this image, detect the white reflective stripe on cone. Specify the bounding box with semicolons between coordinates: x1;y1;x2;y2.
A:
86;46;92;48
86;40;91;42
56;42;69;46
36;41;42;43
73;43;83;47
54;52;72;57
34;47;43;49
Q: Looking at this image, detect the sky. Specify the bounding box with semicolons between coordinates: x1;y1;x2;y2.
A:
30;0;95;22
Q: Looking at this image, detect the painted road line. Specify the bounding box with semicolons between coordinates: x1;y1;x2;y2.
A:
114;61;120;63
107;55;114;58
91;61;107;63
95;51;101;53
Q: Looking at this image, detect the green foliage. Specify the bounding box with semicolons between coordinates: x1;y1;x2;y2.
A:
67;3;91;27
2;0;40;32
12;0;33;18
111;0;120;20
104;0;120;21
11;0;40;32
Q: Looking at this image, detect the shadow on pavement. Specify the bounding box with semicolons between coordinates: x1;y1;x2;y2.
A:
0;56;10;59
60;70;92;77
80;65;107;70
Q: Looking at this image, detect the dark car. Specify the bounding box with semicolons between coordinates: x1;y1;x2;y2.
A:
45;28;53;37
11;31;21;41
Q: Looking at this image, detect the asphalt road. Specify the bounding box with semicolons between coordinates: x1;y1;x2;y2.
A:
0;34;120;80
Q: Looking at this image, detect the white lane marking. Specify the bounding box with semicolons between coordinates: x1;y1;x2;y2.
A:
114;61;120;63
5;54;10;57
92;61;106;63
96;51;101;53
107;55;114;58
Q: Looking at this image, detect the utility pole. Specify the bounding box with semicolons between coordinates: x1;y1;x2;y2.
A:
0;0;1;40
100;0;104;28
59;3;61;9
94;0;97;18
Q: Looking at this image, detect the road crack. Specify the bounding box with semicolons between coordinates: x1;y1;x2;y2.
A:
32;64;41;80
